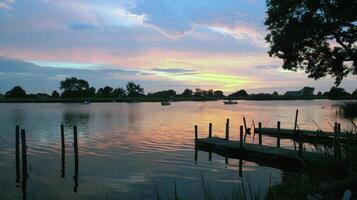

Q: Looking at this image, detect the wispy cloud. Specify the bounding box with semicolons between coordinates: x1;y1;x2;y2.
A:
0;0;15;10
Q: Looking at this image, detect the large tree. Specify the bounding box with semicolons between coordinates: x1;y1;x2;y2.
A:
5;86;27;98
60;77;91;98
265;0;357;85
126;81;144;97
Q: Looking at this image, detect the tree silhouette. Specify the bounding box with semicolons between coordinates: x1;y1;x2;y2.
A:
5;86;27;98
265;0;357;85
51;90;60;98
60;77;91;98
111;87;126;98
126;81;144;97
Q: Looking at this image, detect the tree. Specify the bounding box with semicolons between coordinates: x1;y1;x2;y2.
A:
301;87;315;96
126;81;144;97
96;86;113;98
327;87;350;99
317;91;322;96
181;89;193;96
111;87;126;98
51;90;60;98
5;86;27;98
265;0;357;85
148;90;176;98
229;89;248;98
272;91;278;96
214;90;224;97
60;77;91;98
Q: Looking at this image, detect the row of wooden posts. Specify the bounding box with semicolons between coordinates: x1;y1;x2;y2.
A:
194;119;305;156
15;124;79;193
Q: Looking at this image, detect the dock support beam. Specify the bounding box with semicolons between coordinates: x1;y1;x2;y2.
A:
240;126;244;148
195;125;198;141
21;129;28;200
15;125;20;183
61;124;65;178
277;121;281;148
208;123;212;138
73;126;79;193
258;122;262;145
225;119;230;140
298;131;303;157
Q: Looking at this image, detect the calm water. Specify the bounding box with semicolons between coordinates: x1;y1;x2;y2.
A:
0;100;352;199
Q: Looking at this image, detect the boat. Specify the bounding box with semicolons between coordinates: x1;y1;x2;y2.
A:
223;100;238;105
161;101;171;106
83;101;90;104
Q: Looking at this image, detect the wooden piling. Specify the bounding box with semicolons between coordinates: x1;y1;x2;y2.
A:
15;125;20;183
225;119;230;140
208;123;212;138
298;130;303;157
194;148;198;163
243;117;250;134
73;126;79;193
239;159;242;177
21;129;27;179
209;152;212;161
277;121;281;148
73;126;78;173
258;122;262;145
61;124;65;178
195;125;198;141
293;109;299;150
240;126;244;148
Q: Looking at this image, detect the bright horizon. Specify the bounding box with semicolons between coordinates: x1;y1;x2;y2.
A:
0;0;356;94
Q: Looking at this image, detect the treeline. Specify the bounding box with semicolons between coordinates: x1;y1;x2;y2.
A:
1;77;356;100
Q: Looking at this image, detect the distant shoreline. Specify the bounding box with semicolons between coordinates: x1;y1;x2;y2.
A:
0;96;355;103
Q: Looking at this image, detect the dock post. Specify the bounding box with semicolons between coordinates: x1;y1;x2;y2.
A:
61;124;65;178
334;123;341;159
73;126;79;193
15;125;20;184
21;129;28;200
195;125;198;141
239;159;242;177
240;126;244;148
298;131;303;157
21;129;27;179
258;122;262;145
209;152;212;161
194;148;198;163
293;110;299;150
208;123;212;138
225;119;230;140
277;121;281;148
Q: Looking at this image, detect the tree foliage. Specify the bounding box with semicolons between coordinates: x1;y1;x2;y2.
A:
265;0;357;85
60;77;92;98
111;87;126;98
126;81;144;97
229;89;248;98
5;86;27;98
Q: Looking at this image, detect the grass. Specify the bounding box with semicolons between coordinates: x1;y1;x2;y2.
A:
152;173;264;200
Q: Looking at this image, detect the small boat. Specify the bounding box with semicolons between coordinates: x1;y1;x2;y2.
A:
223;100;238;105
83;101;90;104
161;101;171;106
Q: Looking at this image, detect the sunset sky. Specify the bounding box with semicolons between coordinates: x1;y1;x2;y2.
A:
0;0;356;94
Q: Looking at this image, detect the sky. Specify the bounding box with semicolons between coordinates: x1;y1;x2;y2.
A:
0;0;356;94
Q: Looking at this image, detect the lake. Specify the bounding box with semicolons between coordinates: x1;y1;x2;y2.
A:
0;100;352;199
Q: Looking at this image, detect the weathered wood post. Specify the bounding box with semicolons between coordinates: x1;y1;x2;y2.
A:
258;122;262;145
15;125;20;183
298;130;303;157
194;148;198;163
240;126;244;148
277;121;281;148
293;109;299;150
21;129;27;179
243;117;249;134
73;126;79;193
21;129;28;199
208;123;212;138
239;159;242;177
225;119;230;140
195;125;198;141
61;124;65;178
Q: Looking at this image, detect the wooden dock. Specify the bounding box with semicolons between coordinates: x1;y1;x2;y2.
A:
254;127;356;143
195;137;317;170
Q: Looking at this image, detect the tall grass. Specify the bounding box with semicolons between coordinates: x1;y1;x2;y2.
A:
153;173;264;200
